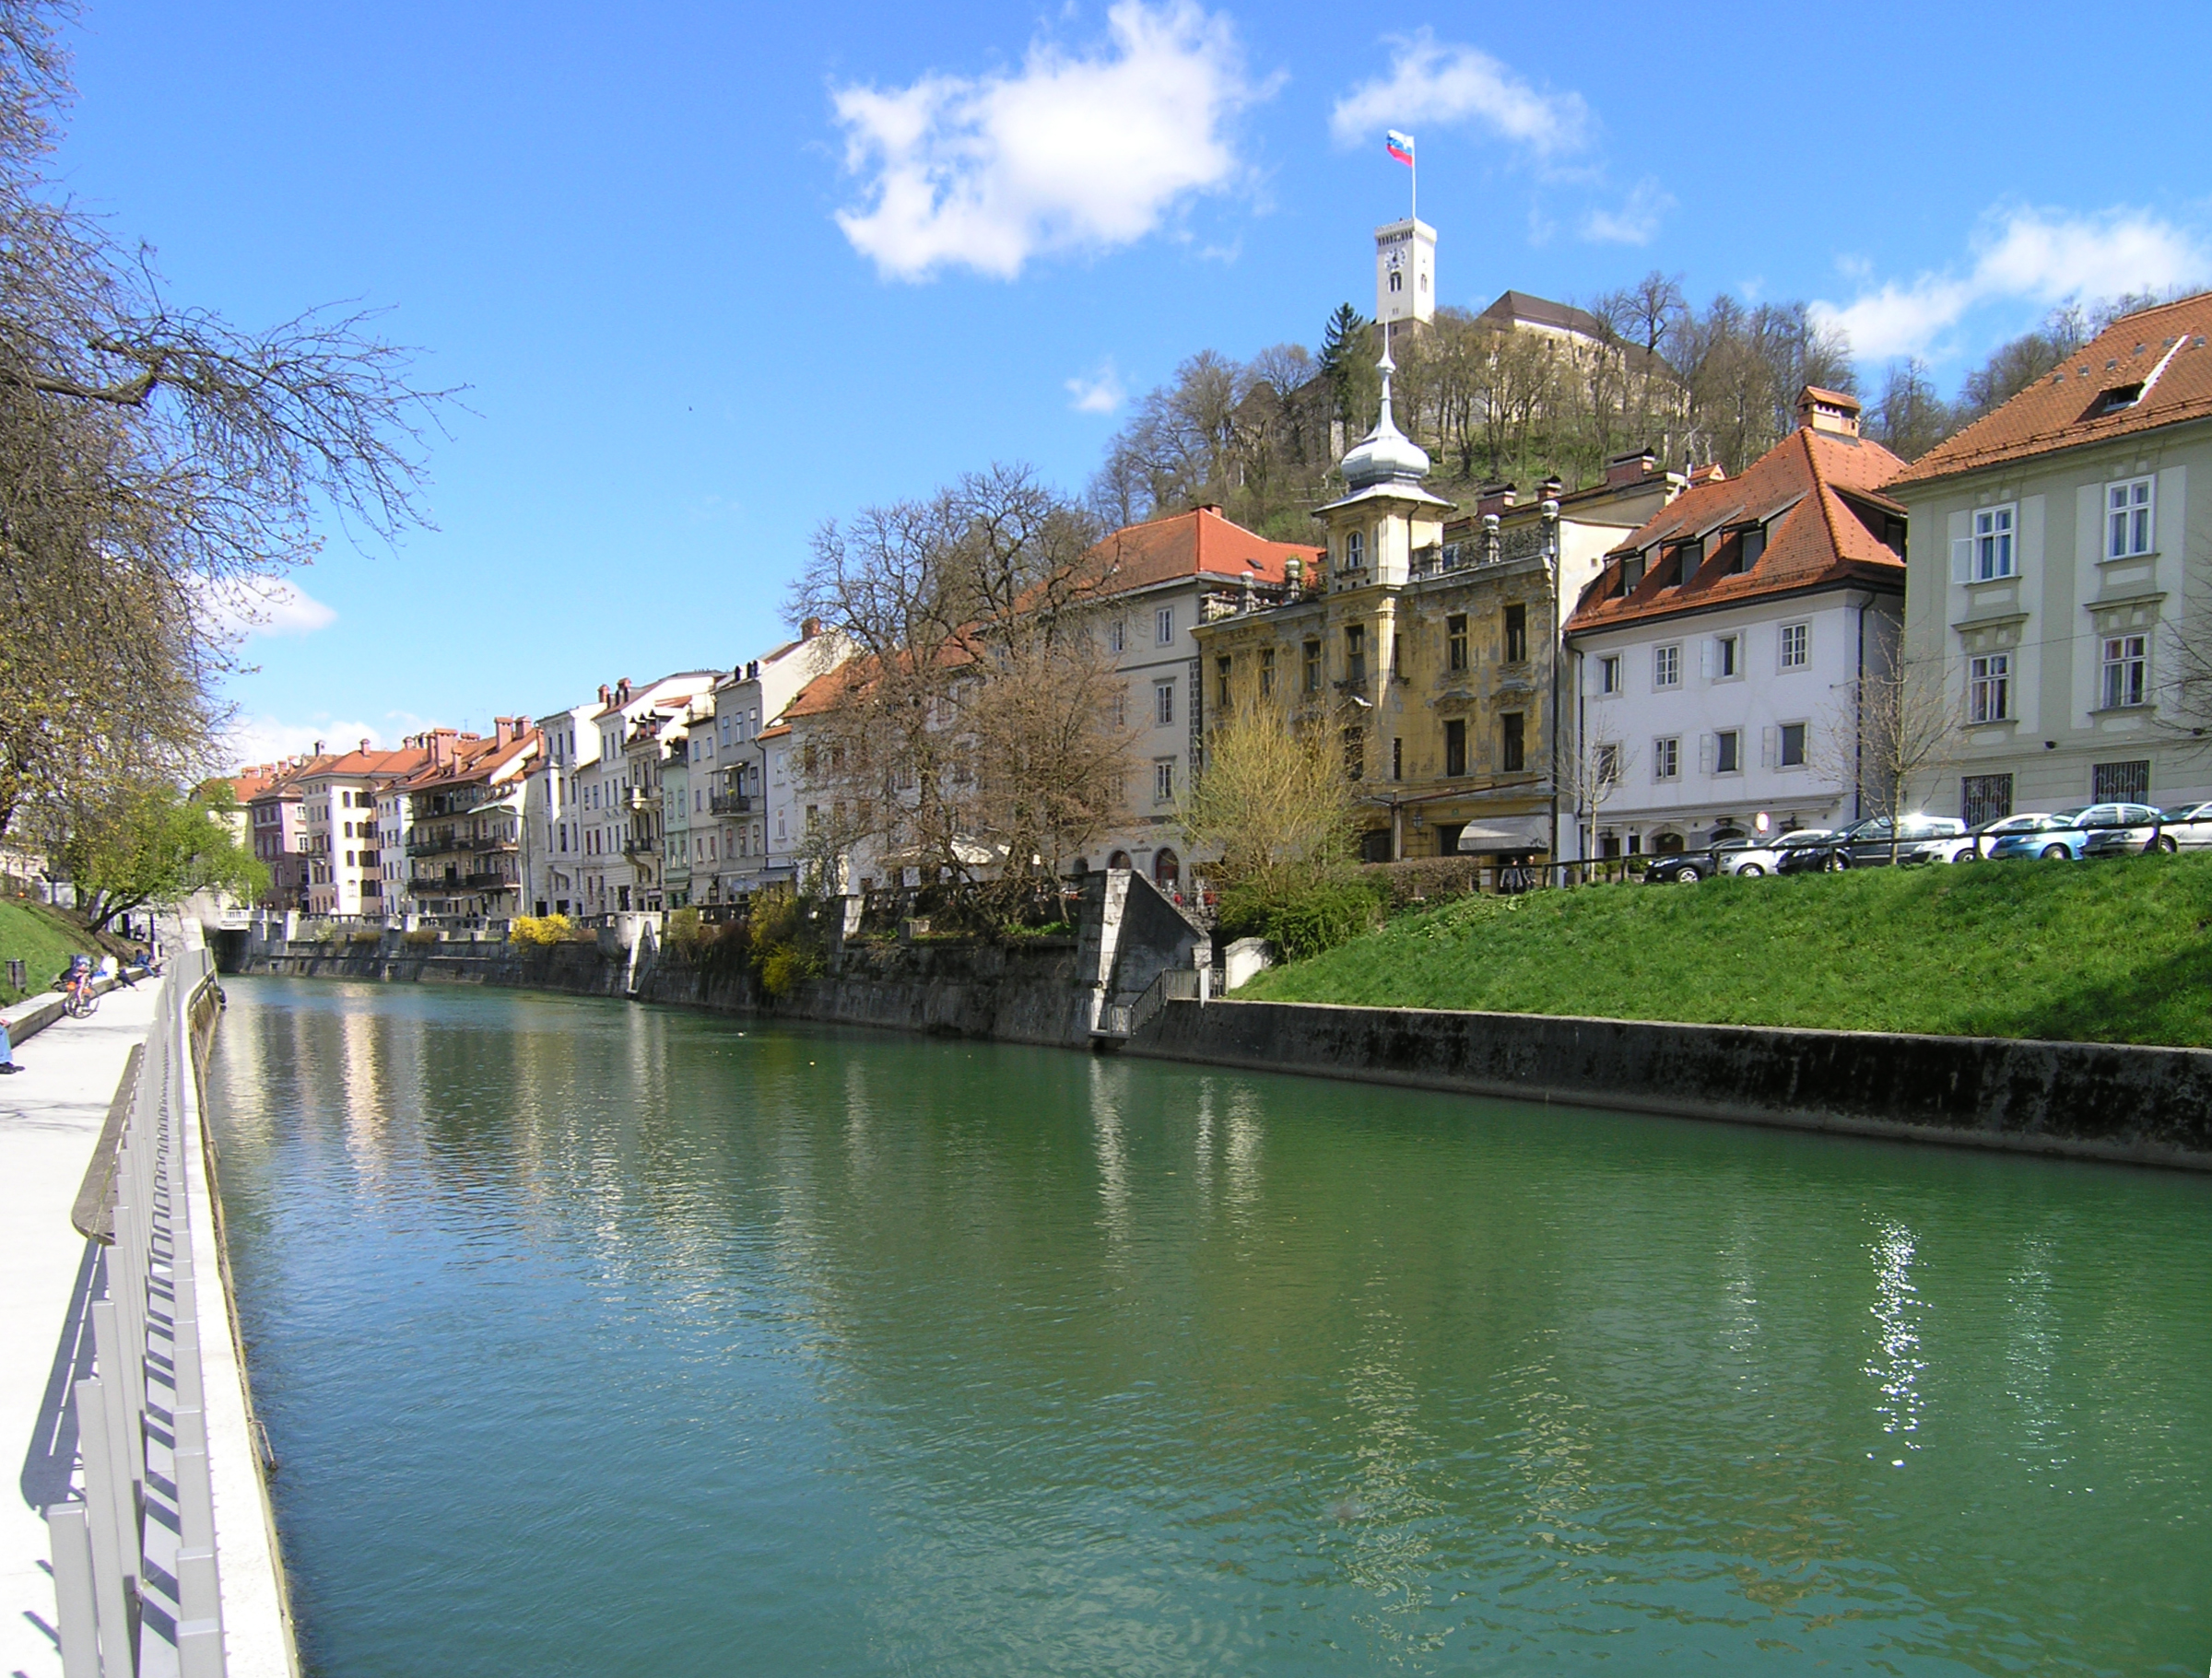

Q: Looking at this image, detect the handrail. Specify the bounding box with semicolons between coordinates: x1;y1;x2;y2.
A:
69;1040;142;1243
48;946;234;1675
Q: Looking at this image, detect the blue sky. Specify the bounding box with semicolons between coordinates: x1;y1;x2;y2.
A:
53;0;2212;764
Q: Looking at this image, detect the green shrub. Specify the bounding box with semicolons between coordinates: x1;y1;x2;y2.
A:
1218;875;1383;963
402;928;439;946
348;929;382;946
664;906;703;954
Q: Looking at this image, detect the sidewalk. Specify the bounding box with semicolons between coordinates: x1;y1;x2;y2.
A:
0;982;157;1678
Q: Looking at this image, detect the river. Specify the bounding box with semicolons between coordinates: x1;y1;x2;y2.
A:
203;977;2212;1675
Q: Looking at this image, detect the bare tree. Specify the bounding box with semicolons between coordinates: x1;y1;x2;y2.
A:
1816;648;1959;863
1559;730;1636;868
0;1;452;837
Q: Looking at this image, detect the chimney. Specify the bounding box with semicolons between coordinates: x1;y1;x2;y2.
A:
1606;448;1657;489
1477;483;1517;518
429;728;456;768
599;684;612;707
801;616;822;640
359;737;371;754
1197;503;1223;516
617;678;632;703
1796;385;1863;438
312;739;325;756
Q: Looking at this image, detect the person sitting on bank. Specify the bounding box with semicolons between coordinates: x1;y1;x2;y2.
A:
0;1015;20;1073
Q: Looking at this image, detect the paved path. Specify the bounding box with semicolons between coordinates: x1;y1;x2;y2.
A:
0;984;156;1678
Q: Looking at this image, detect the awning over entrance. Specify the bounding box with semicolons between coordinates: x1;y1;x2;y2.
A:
1454;819;1550;855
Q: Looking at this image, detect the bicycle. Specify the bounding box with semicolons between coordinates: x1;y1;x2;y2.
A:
61;975;97;1018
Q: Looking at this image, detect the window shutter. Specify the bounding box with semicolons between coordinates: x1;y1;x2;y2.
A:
1761;727;1776;768
1951;536;1971;585
1698;733;1715;774
1699;640;1713;680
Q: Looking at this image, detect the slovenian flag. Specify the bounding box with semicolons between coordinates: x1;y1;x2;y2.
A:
1385;130;1414;166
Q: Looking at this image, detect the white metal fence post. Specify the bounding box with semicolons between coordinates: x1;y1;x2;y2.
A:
48;1499;101;1678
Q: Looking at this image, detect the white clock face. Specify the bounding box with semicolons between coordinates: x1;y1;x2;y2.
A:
1386;251;1403;271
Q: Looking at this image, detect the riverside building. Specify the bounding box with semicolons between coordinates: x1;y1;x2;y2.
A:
1562;388;1909;855
1889;293;2212;819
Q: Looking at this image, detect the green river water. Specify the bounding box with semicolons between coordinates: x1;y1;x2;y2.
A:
203;977;2212;1675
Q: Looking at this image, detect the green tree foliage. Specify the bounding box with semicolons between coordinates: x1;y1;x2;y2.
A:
59;782;266;930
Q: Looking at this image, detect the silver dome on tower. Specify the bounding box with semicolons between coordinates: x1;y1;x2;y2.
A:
1338;343;1431;491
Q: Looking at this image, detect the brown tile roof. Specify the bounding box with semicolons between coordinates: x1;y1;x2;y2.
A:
296;743;439;782
1564;424;1907;637
394;730;538;792
1087;507;1320;595
1892;294;2212;487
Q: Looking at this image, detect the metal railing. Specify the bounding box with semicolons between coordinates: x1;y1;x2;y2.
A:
708;792;752;816
1100;965;1199;1038
49;946;232;1675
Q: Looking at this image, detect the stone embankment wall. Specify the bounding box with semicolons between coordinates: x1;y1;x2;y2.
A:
230;938;629;995
1132;999;2212;1169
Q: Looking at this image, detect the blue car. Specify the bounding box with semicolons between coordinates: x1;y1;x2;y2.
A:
1985;803;2162;861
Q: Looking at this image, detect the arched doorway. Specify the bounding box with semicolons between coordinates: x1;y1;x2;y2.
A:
1653;832;1686;854
1153;848;1181;894
1108;850;1131;870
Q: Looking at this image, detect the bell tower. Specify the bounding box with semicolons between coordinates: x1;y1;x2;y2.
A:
1374;217;1436;353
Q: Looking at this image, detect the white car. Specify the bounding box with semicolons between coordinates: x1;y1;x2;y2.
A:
1721;829;1833;877
2153;800;2212;851
1930;813;2055;862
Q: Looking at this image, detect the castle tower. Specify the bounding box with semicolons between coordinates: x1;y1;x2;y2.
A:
1320;340;1453;593
1374;217;1436;357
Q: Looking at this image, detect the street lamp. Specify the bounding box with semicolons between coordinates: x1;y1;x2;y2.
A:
1542;496;1562;885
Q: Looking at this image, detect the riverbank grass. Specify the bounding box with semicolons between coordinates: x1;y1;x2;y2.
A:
0;898;124;1004
1233;853;2212;1047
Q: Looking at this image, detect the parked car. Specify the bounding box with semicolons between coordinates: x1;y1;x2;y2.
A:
2147;799;2212;851
1722;829;1834;877
1986;804;2162;861
1929;813;2057;862
2083;806;2175;859
1779;815;1969;872
1645;839;1760;893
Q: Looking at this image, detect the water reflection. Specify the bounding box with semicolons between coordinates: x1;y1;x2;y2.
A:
203;980;2212;1678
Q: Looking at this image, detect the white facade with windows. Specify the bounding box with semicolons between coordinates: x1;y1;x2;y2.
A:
1571;590;1899;853
1895;296;2212;821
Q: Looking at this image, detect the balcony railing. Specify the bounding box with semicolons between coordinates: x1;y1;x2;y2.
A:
709;792;752;816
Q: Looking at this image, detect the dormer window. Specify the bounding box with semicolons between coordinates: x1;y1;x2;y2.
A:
1615;554;1646;596
1736;525;1766;572
2100;382;2144;414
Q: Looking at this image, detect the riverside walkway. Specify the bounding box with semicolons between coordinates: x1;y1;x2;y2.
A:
2;947;292;1678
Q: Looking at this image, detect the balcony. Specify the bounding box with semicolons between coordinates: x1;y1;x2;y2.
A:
709;792;752;816
406;836;456;858
625;788;649;810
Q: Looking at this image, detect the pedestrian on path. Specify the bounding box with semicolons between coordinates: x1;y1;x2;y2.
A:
0;1015;20;1073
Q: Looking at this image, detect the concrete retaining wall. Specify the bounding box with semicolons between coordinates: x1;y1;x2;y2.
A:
1131;998;2212;1168
234;939;629;995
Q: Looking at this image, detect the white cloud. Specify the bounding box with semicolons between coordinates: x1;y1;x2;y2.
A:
832;1;1262;281
202;577;337;640
1812;205;2212;360
223;715;386;769
1581;180;1674;246
1065;359;1126;415
1330;32;1589;158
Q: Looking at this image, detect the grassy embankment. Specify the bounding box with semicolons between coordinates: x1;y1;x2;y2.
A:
1234;853;2212;1047
0;898;134;1005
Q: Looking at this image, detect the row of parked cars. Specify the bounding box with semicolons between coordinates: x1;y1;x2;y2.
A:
1641;801;2212;884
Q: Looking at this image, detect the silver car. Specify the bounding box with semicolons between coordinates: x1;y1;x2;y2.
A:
1721;829;1833;877
2151;800;2212;851
1930;813;2056;862
2082;805;2176;858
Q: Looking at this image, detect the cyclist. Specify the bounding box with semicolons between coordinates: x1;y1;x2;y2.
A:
59;955;96;1018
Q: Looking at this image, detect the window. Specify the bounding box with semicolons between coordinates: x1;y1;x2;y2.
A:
2100;633;2148;709
1303;640;1323;693
1737;525;1767;572
1598;654;1621;695
1391;737;1403;780
1107;619;1124;653
1972;504;2016;581
1780;623;1809;670
2107;476;2155;558
1155;680;1175;726
1153;758;1175;804
1343;726;1365;780
1444;719;1467;777
1216;656;1231;708
1709;634;1739;679
1779;722;1807;768
1345;529;1365;570
1260;647;1276;696
1616;554;1647;596
1500;712;1524;772
1594;743;1621;785
1156;606;1174;645
1391;631;1404;680
1654;643;1681;688
1653;736;1680;780
1345;624;1366;683
1714;730;1741;774
2093;759;2150;803
1447;614;1468;673
1969;652;2011;723
1503;604;1527;663
1962;773;2013;827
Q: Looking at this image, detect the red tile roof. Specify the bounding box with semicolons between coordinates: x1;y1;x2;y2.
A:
1565;423;1907;637
1087;507;1320;595
394;730;538;792
1892;293;2212;486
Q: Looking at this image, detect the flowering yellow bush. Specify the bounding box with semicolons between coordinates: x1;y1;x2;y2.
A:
511;913;575;948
